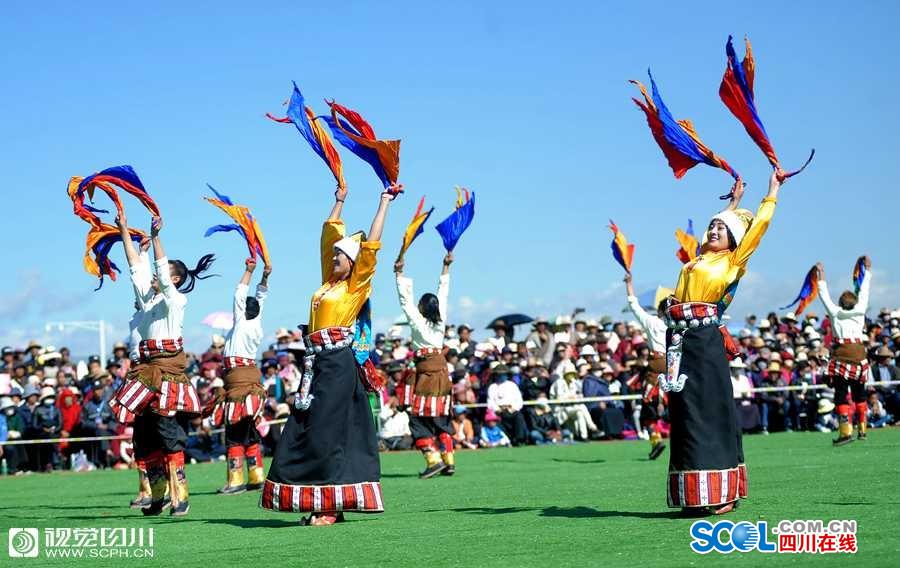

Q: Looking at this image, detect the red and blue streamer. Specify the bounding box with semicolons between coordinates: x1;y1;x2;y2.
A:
719;36;814;179
434;188;475;252
204;185;271;266
398;196;434;260
68;165;160;288
781;266;819;315
608;220;635;273
267;82;346;189
321;100;401;191
852;257;867;295
631;71;740;188
84;224;147;290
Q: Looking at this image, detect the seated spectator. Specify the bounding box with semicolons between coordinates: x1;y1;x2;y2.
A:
519;360;550;401
582;364;623;439
378;397;412;451
451;405;477;450
871;346;900;421
525;394;571;444
32;387;61;472
79;380;115;467
0;396;27;474
549;362;598;441
867;390;893;428
451;364;476;406
485;364;528;446
730;358;760;432
184;417;226;463
479;410;510;448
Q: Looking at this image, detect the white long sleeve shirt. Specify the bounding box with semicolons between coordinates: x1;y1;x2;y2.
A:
396;273;449;350
128;310;143;362
549;377;581;401
130;255;187;340
225;283;268;359
486;381;523;412
626;295;667;353
128;251;149;360
818;272;870;341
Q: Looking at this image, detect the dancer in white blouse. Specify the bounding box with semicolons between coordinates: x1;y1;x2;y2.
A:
212;257;271;495
109;211;216;517
624;273;668;460
394;252;455;478
817;256;872;445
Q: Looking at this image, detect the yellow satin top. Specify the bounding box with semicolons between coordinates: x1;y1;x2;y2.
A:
308;220;380;332
674;197;777;304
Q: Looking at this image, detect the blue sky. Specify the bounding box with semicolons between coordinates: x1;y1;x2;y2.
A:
1;1;898;357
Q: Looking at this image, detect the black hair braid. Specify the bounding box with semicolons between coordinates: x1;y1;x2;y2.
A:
418;293;442;326
171;253;218;293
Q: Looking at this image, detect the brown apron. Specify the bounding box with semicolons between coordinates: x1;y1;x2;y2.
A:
832;342;866;364
223;366;266;402
412;352;452;397
132;351;189;390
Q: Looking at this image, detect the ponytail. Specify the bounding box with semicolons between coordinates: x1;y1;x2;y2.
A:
170;253;217;293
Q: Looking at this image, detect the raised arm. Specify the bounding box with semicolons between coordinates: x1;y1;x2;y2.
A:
438;253;452;322
115;210;141;268
856;256;872;314
149;216;176;299
623;273;654;332
321;188;348;284
732;171;783;268
815;263;838;318
725;179;745;211
130;238;153;308
234;259;256;323
328;185;347;222
255;264;271;315
367;184;401;243
150;216;166;263
395;261;424;327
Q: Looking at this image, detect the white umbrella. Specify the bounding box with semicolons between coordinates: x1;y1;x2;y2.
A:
202;311;234;330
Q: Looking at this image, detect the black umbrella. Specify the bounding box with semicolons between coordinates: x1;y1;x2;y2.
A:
486;314;533;342
486;314;534;329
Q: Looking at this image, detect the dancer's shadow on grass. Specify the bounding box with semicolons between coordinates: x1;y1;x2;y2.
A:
814;500;900;506
550;458;606;465
429;506;679;520
541;506;680;520
202;516;378;529
381;472;419;478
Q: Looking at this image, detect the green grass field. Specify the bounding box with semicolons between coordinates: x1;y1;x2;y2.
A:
2;429;898;567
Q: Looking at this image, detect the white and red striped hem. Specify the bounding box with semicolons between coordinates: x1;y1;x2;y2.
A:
410;394;452;417
827;359;870;382
414;347;443;358
210;394;264;427
110;377;201;417
139;337;184;360
260;479;384;513
224;356;256;370
667;464;748;508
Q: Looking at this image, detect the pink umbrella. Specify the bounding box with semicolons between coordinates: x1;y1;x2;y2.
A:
202;311;233;330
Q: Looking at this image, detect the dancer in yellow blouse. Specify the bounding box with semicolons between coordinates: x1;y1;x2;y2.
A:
260;183;399;526
663;171;784;515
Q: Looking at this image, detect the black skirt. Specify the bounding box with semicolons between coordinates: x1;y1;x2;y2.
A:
666;324;748;508
260;346;383;513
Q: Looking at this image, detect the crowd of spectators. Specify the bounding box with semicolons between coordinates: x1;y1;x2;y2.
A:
3;304;900;476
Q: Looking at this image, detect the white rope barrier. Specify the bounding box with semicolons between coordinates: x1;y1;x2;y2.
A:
3;380;898;447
